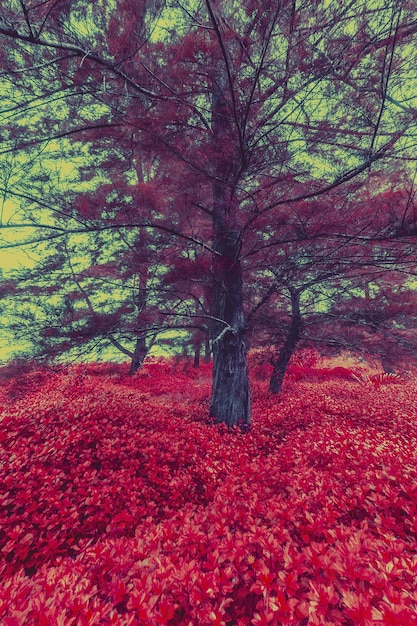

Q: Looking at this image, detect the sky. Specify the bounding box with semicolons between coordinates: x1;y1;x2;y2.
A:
1;248;33;273
0;203;38;362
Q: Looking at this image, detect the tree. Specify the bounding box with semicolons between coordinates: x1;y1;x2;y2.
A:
247;172;417;392
326;274;417;373
1;0;417;425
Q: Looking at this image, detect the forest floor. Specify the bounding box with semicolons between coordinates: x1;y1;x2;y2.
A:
1;358;417;625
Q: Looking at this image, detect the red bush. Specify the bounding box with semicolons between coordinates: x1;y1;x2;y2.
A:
1;361;417;624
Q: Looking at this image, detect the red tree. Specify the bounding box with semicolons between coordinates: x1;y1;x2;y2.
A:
1;1;417;425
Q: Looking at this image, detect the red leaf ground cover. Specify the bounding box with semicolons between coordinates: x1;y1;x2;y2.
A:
1;360;417;625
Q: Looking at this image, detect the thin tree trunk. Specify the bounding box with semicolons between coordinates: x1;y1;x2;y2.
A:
193;340;201;368
269;289;302;394
129;240;149;375
204;334;211;362
380;354;395;374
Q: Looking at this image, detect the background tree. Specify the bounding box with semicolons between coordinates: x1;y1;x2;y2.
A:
247;172;417;392
326;274;417;374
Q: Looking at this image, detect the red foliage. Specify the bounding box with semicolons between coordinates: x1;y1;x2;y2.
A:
163;256;211;284
369;373;404;387
1;361;417;624
288;348;321;369
286;364;368;384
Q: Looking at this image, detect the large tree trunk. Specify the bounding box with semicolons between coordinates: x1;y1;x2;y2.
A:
269;289;302;394
210;229;250;427
129;335;148;375
208;65;250;428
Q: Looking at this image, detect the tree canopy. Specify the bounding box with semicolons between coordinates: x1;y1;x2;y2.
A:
1;0;417;425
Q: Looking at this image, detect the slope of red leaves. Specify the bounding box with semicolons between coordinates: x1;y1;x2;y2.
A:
1;359;417;625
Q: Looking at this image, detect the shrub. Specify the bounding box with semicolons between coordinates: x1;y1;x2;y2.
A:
1;362;417;624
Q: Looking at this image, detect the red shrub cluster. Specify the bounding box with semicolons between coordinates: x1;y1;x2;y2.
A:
368;373;404;387
1;361;417;624
288;349;321;369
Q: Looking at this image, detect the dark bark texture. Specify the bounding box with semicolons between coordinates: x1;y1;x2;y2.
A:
129;279;149;375
210;230;250;427
269;289;302;394
208;64;251;427
128;335;148;375
380;354;395;374
204;335;211;362
193;341;201;368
